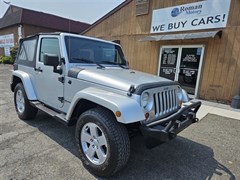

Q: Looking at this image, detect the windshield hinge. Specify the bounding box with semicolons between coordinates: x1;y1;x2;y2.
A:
58;77;65;83
58;97;64;103
127;85;135;96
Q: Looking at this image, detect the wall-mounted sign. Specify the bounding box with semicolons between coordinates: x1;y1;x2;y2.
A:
0;34;14;47
136;0;149;16
4;47;11;56
151;0;231;33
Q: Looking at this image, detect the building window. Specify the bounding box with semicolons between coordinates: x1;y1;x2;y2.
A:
136;0;149;16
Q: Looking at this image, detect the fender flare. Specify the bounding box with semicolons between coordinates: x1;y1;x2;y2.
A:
66;87;145;124
12;70;37;100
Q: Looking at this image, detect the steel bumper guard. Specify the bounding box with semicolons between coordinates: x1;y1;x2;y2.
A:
140;101;201;148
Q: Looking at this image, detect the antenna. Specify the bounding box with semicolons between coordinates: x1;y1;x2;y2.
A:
69;19;70;33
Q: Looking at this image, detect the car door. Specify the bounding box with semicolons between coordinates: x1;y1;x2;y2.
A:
34;36;64;109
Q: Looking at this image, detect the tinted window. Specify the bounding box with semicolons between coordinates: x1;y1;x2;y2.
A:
40;38;60;62
65;36;126;65
18;38;37;61
159;48;179;81
180;48;201;69
16;37;37;67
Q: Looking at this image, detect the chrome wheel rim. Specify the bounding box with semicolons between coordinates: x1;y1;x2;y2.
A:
81;122;108;165
16;89;25;113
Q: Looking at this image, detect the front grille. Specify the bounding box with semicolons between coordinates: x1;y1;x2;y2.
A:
140;85;180;122
153;89;178;117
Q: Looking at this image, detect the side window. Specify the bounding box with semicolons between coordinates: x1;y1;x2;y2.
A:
18;38;37;61
18;46;27;61
40;38;60;62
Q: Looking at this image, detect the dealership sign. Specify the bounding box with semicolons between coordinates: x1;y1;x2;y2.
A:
0;34;14;47
150;0;231;33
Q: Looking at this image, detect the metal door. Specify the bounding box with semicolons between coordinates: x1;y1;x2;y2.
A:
34;36;64;108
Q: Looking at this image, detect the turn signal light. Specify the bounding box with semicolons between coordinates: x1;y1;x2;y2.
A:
115;111;121;117
145;113;150;120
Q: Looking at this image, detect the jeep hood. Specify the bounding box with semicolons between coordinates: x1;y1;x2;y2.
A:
69;67;177;93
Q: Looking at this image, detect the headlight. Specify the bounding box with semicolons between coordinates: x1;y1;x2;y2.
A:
141;92;149;107
177;87;190;103
141;92;153;111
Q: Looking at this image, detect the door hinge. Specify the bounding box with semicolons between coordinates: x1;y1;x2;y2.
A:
58;77;65;83
58;97;64;103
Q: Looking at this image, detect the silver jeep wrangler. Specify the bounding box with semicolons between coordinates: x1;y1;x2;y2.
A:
11;32;201;177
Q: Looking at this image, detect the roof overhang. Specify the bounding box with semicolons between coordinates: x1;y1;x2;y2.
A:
139;30;222;42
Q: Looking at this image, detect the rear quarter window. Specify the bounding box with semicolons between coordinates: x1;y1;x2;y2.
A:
17;37;38;67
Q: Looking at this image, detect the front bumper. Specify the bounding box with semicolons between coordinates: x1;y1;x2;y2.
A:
140;101;201;148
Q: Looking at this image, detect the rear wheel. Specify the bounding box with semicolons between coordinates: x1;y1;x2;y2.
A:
75;107;130;177
14;83;38;120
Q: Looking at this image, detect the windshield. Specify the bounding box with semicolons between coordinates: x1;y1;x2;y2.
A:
65;36;127;65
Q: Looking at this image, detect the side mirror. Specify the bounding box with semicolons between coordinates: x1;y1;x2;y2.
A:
43;53;62;74
43;53;59;67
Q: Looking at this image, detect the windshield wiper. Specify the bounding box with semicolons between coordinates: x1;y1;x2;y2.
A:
100;61;128;69
71;57;105;69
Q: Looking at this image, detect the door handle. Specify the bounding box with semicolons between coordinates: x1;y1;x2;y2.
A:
34;67;43;72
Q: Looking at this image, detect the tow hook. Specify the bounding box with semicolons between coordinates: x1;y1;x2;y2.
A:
188;112;199;123
193;118;199;122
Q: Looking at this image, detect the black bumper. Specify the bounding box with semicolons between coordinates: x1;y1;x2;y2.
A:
140;101;201;148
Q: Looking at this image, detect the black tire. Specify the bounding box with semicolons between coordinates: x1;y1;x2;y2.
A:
14;83;38;120
75;107;130;177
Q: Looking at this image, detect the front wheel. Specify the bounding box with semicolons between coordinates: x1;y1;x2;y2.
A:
75;107;130;177
14;83;38;120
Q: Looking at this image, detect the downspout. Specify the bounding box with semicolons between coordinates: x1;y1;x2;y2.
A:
18;25;23;42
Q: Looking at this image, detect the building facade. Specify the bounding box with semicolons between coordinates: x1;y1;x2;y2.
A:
0;5;90;56
84;0;240;103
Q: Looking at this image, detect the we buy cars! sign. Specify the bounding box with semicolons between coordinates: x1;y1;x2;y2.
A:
150;0;231;33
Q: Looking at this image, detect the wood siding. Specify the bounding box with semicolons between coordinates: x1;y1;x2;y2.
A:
85;0;240;103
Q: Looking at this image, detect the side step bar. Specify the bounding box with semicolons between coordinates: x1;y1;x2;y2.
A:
30;101;69;126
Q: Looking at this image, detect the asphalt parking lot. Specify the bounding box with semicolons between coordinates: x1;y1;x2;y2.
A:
0;64;240;180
